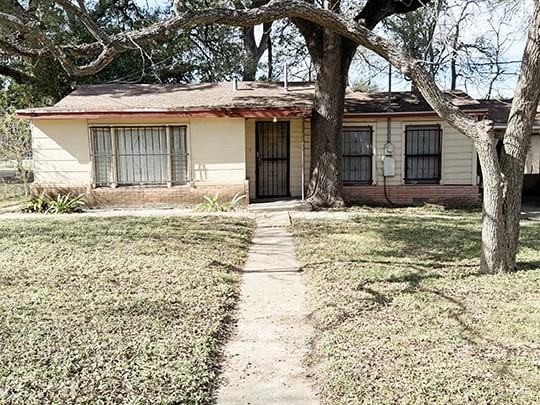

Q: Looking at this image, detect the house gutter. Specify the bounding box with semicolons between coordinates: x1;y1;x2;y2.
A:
16;108;313;120
493;123;540;131
343;109;488;119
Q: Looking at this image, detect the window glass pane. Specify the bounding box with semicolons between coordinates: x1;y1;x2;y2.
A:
91;127;112;185
405;126;441;183
116;126;167;184
171;126;188;184
342;127;372;184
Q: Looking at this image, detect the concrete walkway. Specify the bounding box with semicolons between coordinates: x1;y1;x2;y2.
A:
217;211;318;405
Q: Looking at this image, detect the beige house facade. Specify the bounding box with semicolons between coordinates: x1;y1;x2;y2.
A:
19;81;537;207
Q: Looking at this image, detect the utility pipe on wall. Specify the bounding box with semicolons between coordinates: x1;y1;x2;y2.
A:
301;116;306;200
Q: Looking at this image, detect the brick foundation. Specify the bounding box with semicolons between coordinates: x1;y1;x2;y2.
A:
31;181;250;208
344;185;480;207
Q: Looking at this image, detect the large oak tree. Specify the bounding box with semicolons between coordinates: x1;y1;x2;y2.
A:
1;0;540;274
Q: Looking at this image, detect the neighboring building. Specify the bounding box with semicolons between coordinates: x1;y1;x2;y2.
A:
17;81;518;207
478;99;540;198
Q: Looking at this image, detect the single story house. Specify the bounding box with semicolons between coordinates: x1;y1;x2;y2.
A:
479;99;540;197
16;81;540;207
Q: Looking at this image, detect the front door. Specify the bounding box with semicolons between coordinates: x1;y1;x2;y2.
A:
256;121;290;198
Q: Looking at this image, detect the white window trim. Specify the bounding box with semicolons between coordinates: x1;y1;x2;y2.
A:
88;124;191;188
401;121;444;185
341;124;376;186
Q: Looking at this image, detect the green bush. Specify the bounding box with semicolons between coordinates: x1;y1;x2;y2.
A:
24;192;85;214
23;191;48;213
201;192;245;212
46;193;85;214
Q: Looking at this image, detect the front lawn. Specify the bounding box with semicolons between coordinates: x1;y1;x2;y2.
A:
0;181;26;208
0;216;253;403
293;208;540;404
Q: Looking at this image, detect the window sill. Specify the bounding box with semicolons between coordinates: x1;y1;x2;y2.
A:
403;181;441;186
94;183;189;189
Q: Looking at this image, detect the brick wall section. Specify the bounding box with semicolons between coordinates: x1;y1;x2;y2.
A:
344;185;481;207
32;181;249;208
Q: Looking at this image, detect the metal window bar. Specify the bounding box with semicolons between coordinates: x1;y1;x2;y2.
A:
404;125;442;184
170;126;188;184
256;121;290;198
90;125;189;187
342;127;373;185
90;127;113;186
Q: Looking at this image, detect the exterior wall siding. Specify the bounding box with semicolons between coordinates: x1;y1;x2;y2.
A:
526;134;540;174
343;117;475;186
31;114;476;207
189;118;245;183
32;119;91;186
33;117;246;186
32;117;247;207
341;116;478;205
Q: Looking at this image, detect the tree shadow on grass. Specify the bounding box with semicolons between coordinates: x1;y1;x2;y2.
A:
302;214;540;372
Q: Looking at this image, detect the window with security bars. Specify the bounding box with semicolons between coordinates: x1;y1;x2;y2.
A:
405;125;442;184
90;126;188;186
342;127;373;185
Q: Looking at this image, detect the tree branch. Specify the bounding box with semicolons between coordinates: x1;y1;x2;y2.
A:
0;64;34;84
55;0;110;44
0;0;481;137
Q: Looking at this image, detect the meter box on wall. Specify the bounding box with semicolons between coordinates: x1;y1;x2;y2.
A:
384;156;395;177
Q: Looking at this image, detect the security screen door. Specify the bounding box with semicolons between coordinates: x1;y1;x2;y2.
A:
256;121;290;198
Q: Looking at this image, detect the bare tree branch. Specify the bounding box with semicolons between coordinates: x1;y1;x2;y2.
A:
0;0;480;135
0;64;34;83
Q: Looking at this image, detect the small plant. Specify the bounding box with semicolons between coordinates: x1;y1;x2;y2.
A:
223;192;246;211
24;191;49;213
24;192;85;214
46;193;86;214
201;192;246;212
202;193;222;212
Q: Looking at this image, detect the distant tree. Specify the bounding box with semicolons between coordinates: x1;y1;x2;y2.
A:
0;109;31;191
350;79;380;92
0;0;244;103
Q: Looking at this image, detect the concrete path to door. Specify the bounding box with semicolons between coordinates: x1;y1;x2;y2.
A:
217;211;318;405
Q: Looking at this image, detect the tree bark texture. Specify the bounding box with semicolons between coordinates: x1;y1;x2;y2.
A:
242;23;272;81
475;132;509;273
498;0;540;270
306;31;357;207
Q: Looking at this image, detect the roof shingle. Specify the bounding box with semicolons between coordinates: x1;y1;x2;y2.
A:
17;81;489;117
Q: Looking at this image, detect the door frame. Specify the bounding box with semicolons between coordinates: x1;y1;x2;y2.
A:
255;121;291;199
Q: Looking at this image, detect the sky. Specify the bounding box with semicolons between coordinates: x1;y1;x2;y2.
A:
136;0;531;99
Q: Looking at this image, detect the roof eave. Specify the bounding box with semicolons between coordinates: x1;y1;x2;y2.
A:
343;109;488;118
16;107;313;120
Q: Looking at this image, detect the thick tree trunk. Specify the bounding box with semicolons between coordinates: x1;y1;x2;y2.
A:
305;31;357;207
475;134;510;273
501;153;526;270
242;23;272;81
494;1;540;272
